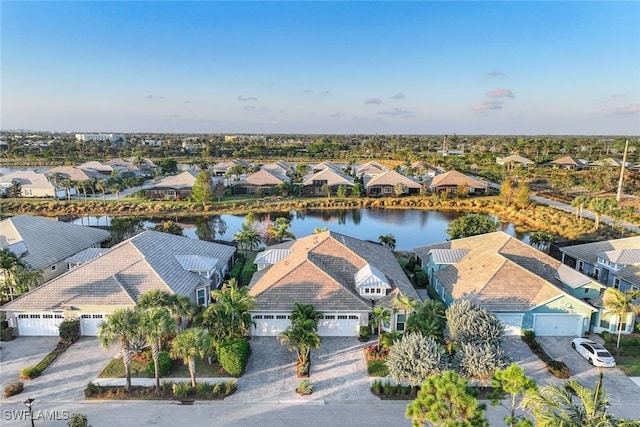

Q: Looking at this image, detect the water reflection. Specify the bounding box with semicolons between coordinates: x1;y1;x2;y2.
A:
68;208;529;251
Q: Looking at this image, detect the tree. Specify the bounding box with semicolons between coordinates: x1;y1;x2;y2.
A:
588;197;614;230
98;308;141;392
313;227;328;234
336;184;347;198
233;220;261;251
157;158;178;175
405;300;447;341
406;370;488;427
62;178;74;200
321;183;331;197
110;183;122;203
515;183;530;208
370;306;391;348
290;302;322;330
520;373;635;427
68;413;91;427
446;214;499;240
0;248;42;301
8;180;22;200
393;294;418;330
192;171;214;207
491;364;537;427
378;234;397;250
109;217;144;244
214;181;226;201
528;231;555;253
139;308;178;392
501;179;514;205
570;195;590;221
446;300;504;347
386;332;449;386
394;182;407;196
95;180;107;205
152;220;184;236
352;182;364;198
205;278;256;340
170;327;211;388
603;288;640;349
454;342;509;385
267;217;295;244
278;320;321;371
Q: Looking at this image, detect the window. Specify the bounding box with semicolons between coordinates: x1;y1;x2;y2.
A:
594;268;600;280
18;314;28;319
584;288;589;294
196;288;206;306
578;261;584;272
614;278;620;289
337;315;348;320
30;314;40;319
375;288;381;294
43;314;53;319
54;314;63;319
51;265;57;272
263;315;274;319
384;187;392;194
92;314;103;319
276;315;288;320
348;315;358;320
253;315;263;320
81;314;92;319
364;288;370;294
324;315;335;320
396;314;406;332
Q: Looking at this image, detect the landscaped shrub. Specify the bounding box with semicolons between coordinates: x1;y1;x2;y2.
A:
20;366;41;380
1;326;15;341
59;319;80;345
229;260;244;282
547;360;570;379
68;413;90;427
380;331;402;349
414;271;427;288
146;351;172;377
172;382;195;398
218;338;249;377
296;379;314;395
359;325;372;341
385;332;449;386
3;381;24;398
239;255;257;286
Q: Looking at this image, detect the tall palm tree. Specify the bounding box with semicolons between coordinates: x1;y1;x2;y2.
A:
233;222;260;250
0;249;41;301
48;172;63;199
139;308;178;392
290;302;322;330
111;183;122;203
278;321;321;367
603;288;640;349
209;278;256;338
170;327;210;388
370;306;391;348
98;309;140;392
378;234;396;250
95;180;107;205
571;195;590;221
267;218;295;244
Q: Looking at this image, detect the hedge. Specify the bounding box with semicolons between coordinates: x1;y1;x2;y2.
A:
218;338;249;377
146;351;172;377
59;319;80;345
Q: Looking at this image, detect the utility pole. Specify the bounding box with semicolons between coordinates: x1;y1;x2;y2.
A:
616;140;629;203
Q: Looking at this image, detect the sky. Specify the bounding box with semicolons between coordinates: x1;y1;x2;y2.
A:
1;1;639;135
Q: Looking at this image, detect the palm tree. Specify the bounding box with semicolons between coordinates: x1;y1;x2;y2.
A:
378;234;396;250
61;178;74;200
588;197;613;230
521;373;614;426
313;227;328;234
393;294;418;332
233;222;260;250
290;302;322;330
48;172;63;199
0;249;41;301
139;308;178;392
111;183;122;203
170;327;210;388
571;195;590;222
98;308;140;392
95;180;107;205
603;288;640;349
267;218;295;244
370;306;391;348
278;321;321;369
208;278;256;338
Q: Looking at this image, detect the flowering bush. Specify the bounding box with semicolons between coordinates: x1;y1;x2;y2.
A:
365;345;389;360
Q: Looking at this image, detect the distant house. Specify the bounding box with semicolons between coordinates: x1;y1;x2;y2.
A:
261;161;291;176
0;171;56;198
414;231;600;337
312;161;344;174
496;154;535;168
355;161;388;178
429;170;488;195
232;168;290;195
211;159;251;177
409;161;440;178
248;231;420;337
302;168;354;196
365;170;421;196
2;230;236;336
547;156;588;170
588;158;632;169
0;215;111;283
145;170;198;200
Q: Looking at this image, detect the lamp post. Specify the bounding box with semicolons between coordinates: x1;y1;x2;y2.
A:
23;398;35;427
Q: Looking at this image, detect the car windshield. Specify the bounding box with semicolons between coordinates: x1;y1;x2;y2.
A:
597;351;612;358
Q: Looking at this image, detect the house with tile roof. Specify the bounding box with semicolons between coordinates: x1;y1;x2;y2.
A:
496;154;535;168
365;170;422;197
301;168;354;196
248;231;420;337
355;161;388;178
145;170;199;200
0;215;111;283
547;155;588;170
1;230;236;336
210;159;251;177
414;231;600;336
0;171;56;198
232;168;290;195
429;170;488;195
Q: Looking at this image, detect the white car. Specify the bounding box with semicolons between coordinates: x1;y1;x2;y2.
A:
571;338;616;368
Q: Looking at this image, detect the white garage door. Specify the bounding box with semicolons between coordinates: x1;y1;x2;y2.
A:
534;314;583;336
80;314;106;336
496;314;523;336
317;314;360;337
16;313;65;336
251;314;291;337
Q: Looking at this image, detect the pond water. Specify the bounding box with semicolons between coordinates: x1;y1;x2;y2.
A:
68;208;529;251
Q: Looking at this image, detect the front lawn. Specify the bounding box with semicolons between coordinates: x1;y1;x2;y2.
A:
601;332;640;376
367;359;389;377
98;357;227;379
616;357;640;376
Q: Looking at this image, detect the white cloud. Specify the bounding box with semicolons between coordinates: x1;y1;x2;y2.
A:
486;89;514;98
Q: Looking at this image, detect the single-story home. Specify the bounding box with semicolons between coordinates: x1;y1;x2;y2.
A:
248;231;421;337
355;161;388;178
429;170;488;195
414;231;601;337
496;154;535;168
1;230;237;336
365;170;422;196
301;168;354;196
0;215;111;283
0;171;56;198
145;170;198;200
546;156;588;170
232;168;290;195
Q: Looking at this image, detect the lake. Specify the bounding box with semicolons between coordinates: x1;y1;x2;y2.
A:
68;208;529;251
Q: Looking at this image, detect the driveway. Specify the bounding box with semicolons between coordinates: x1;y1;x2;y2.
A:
536;336;640;420
1;337;117;403
0;336;59;392
227;337;375;403
502;336;556;386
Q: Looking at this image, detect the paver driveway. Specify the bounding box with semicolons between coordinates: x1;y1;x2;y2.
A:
0;336;59;392
227;337;376;403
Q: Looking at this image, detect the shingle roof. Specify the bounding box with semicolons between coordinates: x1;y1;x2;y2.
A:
597;249;640;265
46;166;98;181
355;161;387;176
0;215;111;271
2;230;236;310
414;232;595;312
249;231;418;312
560;236;640;265
430;170;488;189
366;170;421;189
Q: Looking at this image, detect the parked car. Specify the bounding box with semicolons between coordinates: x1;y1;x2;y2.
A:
571;338;616;368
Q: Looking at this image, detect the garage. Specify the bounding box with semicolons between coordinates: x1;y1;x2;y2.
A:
496;313;524;336
251;314;291;337
534;314;583;336
80;313;106;336
317;314;360;337
16;312;65;336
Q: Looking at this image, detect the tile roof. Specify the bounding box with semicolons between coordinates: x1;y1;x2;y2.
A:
560;236;640;265
355;161;387;176
249;231;418;312
150;170;198;190
46;166;98;181
2;230;236;310
414;232;595;312
302;169;354;187
366;170;421;189
0;215;111;271
597;249;640;265
430;170;488;189
496;155;534;165
549;156;587;167
241;169;290;186
0;171;55;193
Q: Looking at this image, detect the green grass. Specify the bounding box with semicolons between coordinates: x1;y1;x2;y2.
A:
367;359;389;377
616;358;640;376
98;357;227;379
600;333;640;376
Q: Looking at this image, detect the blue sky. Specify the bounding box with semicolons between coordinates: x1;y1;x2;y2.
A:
1;1;639;135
